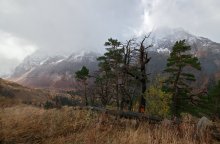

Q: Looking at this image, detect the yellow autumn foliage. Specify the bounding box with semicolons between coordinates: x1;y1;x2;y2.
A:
145;76;172;118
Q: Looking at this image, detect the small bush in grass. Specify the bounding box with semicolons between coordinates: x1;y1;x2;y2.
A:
44;96;81;109
44;101;54;109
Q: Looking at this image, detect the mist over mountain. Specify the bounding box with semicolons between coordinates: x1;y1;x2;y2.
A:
9;28;220;89
1;0;220;77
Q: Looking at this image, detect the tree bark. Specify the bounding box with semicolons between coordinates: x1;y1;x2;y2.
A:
172;66;182;116
138;37;148;113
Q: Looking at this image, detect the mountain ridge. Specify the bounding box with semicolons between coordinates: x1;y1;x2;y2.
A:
9;28;220;89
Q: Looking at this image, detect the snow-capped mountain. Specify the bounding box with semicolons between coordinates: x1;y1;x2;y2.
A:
147;27;220;86
136;27;220;85
150;27;220;55
12;54;66;78
9;27;220;89
10;51;100;89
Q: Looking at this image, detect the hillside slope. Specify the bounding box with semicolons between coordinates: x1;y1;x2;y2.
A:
0;78;50;106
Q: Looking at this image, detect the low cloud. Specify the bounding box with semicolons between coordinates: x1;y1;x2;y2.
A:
0;0;220;76
137;0;220;42
0;0;141;55
0;30;37;75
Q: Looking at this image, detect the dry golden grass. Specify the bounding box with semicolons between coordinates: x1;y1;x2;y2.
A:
0;105;214;144
0;97;21;108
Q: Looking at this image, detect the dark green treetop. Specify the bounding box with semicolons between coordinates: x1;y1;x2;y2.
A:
75;66;90;106
75;66;89;81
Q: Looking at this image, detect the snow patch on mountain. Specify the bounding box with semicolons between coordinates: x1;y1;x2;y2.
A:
12;67;35;82
40;57;50;65
54;59;65;64
157;48;170;54
66;51;98;62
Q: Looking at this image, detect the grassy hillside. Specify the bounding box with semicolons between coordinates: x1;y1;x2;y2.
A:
0;78;55;107
0;78;49;99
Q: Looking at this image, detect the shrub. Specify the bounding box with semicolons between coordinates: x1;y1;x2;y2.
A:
44;101;54;109
145;76;172;118
44;96;81;109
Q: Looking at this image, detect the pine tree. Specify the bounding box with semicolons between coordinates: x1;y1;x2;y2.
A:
164;40;201;116
95;55;114;107
105;38;123;109
75;66;90;106
96;38;124;109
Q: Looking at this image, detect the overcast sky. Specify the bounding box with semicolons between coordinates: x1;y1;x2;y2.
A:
0;0;220;76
